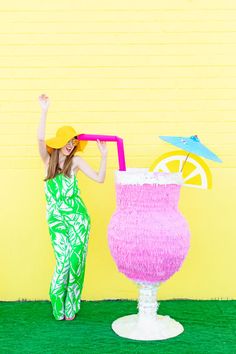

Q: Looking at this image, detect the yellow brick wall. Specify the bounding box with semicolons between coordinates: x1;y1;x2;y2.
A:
0;1;235;300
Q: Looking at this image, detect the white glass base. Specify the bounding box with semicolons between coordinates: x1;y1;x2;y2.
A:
112;313;184;340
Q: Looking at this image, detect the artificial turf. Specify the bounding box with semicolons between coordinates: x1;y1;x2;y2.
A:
0;300;235;353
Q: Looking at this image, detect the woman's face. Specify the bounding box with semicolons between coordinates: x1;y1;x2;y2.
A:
60;138;77;156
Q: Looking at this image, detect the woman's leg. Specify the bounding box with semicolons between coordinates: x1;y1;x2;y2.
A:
64;213;91;319
48;216;70;320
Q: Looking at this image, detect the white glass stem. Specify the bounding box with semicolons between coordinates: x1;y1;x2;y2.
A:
111;281;184;340
137;282;160;319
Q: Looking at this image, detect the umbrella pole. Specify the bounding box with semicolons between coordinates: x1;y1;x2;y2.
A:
181;153;190;173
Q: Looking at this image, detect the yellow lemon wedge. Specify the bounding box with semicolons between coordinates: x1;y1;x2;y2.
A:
149;150;212;189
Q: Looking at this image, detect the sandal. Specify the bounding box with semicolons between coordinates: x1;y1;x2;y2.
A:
55;316;65;321
65;315;75;321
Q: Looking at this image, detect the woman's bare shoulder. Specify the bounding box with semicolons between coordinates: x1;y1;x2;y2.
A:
44;155;79;175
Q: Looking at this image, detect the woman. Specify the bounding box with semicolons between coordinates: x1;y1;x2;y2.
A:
37;94;108;321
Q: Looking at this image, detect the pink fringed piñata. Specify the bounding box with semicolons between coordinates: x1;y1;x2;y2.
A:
108;169;190;283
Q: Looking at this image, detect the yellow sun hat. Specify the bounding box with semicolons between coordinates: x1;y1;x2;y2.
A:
45;125;88;155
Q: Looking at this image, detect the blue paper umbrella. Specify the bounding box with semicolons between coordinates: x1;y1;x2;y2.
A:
159;135;222;163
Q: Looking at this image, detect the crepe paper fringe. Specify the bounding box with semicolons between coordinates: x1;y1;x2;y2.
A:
108;182;190;283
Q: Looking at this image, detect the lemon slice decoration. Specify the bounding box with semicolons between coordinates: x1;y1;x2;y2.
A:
149;150;212;189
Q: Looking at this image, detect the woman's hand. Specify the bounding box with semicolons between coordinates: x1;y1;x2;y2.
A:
38;93;50;112
97;139;108;158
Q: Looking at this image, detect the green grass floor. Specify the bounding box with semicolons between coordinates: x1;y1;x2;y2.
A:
0;300;235;354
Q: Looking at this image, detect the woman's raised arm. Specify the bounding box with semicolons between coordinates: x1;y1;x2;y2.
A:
37;94;50;164
74;140;108;183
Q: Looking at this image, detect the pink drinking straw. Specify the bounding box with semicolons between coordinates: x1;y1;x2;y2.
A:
77;134;126;171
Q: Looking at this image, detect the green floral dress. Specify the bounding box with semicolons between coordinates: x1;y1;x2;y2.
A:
44;169;91;320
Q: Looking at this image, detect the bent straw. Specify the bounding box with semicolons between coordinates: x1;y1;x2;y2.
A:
77;134;126;171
